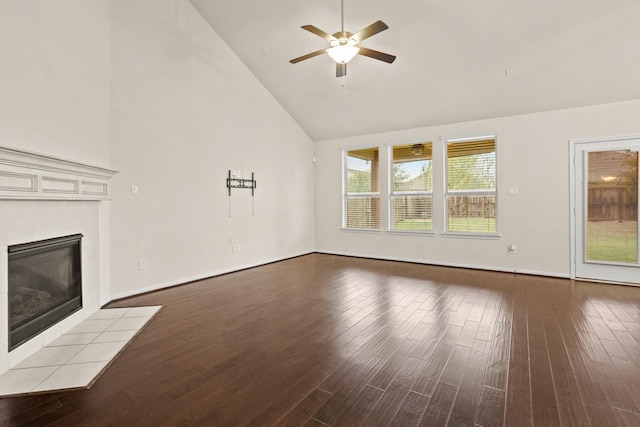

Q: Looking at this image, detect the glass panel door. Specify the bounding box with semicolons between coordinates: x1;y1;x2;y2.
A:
586;150;638;263
575;139;640;285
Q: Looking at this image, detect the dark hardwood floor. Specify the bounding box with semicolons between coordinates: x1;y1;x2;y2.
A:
2;253;640;426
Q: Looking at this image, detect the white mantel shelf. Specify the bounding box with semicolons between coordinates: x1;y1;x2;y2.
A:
0;145;118;201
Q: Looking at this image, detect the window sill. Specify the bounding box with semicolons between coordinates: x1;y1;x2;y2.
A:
387;230;435;237
340;228;382;234
442;232;501;240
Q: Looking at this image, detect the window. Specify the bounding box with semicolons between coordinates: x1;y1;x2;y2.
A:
344;147;380;230
445;136;497;234
390;142;433;232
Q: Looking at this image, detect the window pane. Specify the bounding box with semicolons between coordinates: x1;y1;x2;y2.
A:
390;143;433;232
346;196;380;229
345;147;380;229
586;150;638;263
347;148;379;193
447;140;496;191
392;143;432;191
445;138;497;234
447;195;496;233
391;195;432;231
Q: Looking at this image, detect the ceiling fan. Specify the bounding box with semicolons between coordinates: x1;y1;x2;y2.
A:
289;0;396;77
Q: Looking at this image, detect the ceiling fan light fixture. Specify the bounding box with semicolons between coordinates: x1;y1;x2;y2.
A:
290;0;395;76
327;44;359;64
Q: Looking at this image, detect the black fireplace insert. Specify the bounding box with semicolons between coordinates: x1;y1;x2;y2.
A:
8;234;83;351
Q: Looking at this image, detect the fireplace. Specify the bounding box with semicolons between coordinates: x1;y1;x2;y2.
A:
8;234;83;351
0;145;116;373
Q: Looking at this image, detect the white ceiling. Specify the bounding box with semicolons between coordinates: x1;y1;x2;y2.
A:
190;0;640;141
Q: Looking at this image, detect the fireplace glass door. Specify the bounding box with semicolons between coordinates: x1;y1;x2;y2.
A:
8;234;83;350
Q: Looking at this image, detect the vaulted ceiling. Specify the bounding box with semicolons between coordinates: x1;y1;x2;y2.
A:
190;0;640;141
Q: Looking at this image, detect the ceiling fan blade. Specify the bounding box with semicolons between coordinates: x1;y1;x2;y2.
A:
290;48;329;64
357;47;396;64
352;20;389;43
301;25;336;42
336;63;347;78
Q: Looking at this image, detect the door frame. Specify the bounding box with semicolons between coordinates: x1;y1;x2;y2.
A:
569;134;640;284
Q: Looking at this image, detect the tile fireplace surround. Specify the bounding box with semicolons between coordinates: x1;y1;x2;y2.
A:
0;145;117;375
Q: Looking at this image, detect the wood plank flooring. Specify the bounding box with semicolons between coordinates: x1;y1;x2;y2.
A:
2;253;640;426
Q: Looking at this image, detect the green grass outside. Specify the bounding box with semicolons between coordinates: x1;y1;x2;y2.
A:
393;219;433;230
392;217;496;233
587;220;638;263
447;217;496;233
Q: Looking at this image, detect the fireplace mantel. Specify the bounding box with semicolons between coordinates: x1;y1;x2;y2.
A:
0;145;117;200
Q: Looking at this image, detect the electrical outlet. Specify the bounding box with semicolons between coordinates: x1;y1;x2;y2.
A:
138;259;147;270
131;185;139;195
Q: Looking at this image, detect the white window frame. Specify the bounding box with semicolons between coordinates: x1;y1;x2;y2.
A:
342;147;381;231
443;134;499;237
388;142;434;234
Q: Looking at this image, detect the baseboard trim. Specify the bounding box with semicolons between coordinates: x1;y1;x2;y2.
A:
107;251;314;304
313;250;571;280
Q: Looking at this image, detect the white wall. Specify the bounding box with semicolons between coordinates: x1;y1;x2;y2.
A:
314;99;640;278
109;0;315;298
0;0;111;166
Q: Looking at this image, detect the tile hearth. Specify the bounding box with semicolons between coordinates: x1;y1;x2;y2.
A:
0;305;161;397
